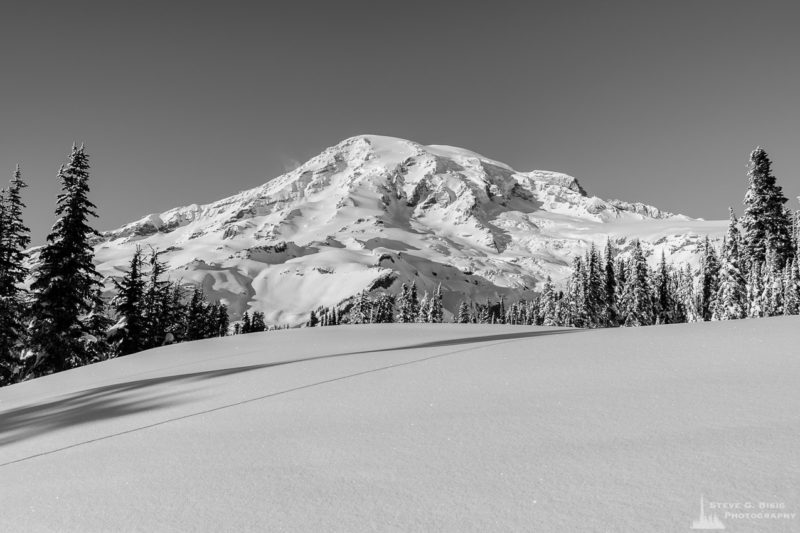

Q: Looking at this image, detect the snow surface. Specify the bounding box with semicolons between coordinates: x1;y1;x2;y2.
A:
1;318;798;531
40;134;726;325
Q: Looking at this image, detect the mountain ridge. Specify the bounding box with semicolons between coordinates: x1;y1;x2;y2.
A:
82;135;724;324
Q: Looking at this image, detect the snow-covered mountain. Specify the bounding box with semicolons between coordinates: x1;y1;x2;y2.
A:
92;135;726;324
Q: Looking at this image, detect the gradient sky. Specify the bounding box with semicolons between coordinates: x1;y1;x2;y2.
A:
1;0;798;244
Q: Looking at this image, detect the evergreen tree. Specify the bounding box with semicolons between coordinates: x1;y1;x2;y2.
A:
554;292;568;326
621;240;654;327
477;302;490;324
250;311;266;332
564;257;586;327
506;302;517;325
652;251;673;324
668;267;688;323
677;264;698;322
307;309;319;327
83;290;114;362
350;291;370;324
0;189;10;383
241;311;252;334
457;300;471;323
740;147;792;268
762;252;784;317
396;283;414;323
602;239;618;326
29;146;103;375
428;284;444;323
697;237;721;321
713;209;747;320
112;247;146;355
409;281;420;319
614;255;628;318
372;293;395;323
141;249;173;348
584;244;605;328
185;287;207;340
0;167;31;384
216;303;230;336
416;292;431;323
746;261;765;318
539;276;558;326
164;282;187;342
782;260;800;315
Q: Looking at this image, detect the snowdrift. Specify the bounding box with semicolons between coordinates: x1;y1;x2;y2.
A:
1;318;798;531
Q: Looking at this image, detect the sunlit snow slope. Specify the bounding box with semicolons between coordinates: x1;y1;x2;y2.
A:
1;318;797;532
80;135;725;324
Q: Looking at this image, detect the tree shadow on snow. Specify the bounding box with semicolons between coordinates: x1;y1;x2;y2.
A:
0;364;271;448
0;328;578;448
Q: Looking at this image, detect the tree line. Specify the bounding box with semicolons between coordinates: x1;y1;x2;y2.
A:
0;146;228;387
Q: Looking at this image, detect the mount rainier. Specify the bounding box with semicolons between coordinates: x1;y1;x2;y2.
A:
87;135;725;325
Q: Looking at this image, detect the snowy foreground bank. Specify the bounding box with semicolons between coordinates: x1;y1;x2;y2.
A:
1;319;798;532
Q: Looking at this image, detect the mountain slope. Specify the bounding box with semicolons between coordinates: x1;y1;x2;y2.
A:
1;318;797;531
90;135;725;324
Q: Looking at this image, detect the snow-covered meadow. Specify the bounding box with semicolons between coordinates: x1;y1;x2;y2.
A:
1;318;797;531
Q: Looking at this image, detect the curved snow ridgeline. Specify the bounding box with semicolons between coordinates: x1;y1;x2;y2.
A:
91;135;725;324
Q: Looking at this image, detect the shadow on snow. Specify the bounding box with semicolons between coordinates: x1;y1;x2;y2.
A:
0;328;578;449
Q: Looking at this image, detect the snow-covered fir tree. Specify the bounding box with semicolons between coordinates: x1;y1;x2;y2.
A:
250;311;266;332
416;292;431;323
762;245;785;317
457;301;471;323
676;264;697;322
371;293;395;323
620;240;654;327
602;238;618;327
428;284;443;323
583;244;605;328
652;251;674;324
614;255;628;320
697;236;720;321
350;291;370;324
215;303;230;336
83;289;115;362
713;209;747;320
539;276;558;326
141;248;175;348
0;166;30;384
781;260;799;316
240;311;252;333
185;287;207;340
396;283;414;323
29;146;105;375
408;281;420;320
112;247;147;355
740;147;793;268
746;261;765;318
564;256;586;327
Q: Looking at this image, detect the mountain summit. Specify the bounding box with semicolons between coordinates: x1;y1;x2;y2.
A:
93;135;725;324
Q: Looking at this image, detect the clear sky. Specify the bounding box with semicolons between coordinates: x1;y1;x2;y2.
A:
1;1;798;244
